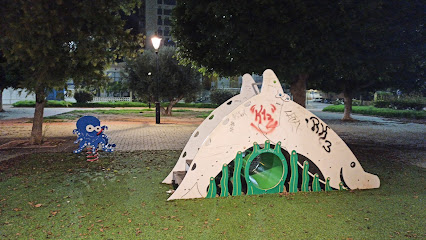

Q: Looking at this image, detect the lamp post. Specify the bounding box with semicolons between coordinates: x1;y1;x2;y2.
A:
151;34;162;124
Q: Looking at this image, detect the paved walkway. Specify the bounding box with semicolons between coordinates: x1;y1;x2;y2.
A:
0;102;424;167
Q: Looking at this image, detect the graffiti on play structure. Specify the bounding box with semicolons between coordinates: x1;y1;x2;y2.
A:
250;104;279;134
284;110;300;132
229;121;235;133
305;116;332;153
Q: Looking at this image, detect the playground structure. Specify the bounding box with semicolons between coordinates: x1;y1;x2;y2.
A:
165;69;380;200
73;116;116;161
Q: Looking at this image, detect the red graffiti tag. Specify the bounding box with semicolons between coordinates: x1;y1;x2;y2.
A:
250;104;279;134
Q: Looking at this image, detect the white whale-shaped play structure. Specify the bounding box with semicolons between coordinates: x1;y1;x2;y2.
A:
166;69;380;200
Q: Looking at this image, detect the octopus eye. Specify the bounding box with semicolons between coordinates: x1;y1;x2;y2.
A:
350;162;356;168
86;125;95;132
95;126;101;132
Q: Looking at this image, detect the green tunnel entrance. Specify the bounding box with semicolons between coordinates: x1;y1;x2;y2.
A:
242;141;287;195
247;152;284;190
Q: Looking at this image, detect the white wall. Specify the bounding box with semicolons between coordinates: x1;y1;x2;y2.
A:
1;88;35;104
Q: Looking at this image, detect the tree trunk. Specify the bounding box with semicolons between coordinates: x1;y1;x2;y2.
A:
290;74;308;108
342;90;354;121
164;96;184;116
0;87;4;112
30;91;47;144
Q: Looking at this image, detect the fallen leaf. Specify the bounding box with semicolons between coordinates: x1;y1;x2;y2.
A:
327;214;333;218
13;208;22;211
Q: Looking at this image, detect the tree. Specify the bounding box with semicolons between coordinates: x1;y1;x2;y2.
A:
126;46;201;115
172;0;335;107
309;1;424;120
0;53;22;112
172;0;424;115
0;0;143;144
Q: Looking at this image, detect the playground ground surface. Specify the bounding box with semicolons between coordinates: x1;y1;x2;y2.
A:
0;150;424;239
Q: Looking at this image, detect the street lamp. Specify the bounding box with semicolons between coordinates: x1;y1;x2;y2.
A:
151;34;162;124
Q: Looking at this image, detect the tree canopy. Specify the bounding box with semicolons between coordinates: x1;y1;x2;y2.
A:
125;46;201;115
0;0;143;143
0;52;22;112
172;0;424;117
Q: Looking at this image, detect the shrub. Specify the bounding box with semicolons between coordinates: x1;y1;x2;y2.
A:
352;100;372;106
13;100;36;107
210;89;236;105
13;100;72;107
323;105;425;119
74;91;93;103
374;99;425;111
73;101;148;107
172;102;218;108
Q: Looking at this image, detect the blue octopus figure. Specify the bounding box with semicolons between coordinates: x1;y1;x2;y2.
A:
73;116;116;154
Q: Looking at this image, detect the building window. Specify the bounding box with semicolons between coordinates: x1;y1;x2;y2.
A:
164;0;176;5
158;29;163;36
107;72;121;82
157;0;162;4
164;27;170;36
157;16;162;25
164;9;172;15
157;8;162;14
164;17;171;26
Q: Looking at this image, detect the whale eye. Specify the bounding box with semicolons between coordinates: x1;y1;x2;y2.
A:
95;126;101;132
350;162;356;168
86;125;95;132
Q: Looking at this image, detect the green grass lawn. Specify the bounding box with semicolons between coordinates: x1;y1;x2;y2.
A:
323;105;426;119
0;151;424;239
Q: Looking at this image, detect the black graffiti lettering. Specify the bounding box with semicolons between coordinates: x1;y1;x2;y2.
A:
318;124;329;140
322;140;332;153
309;117;320;133
306;117;332;153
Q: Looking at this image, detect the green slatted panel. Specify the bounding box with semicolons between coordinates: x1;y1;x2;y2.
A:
301;161;310;192
206;177;217;198
325;177;333;191
289;150;298;193
275;142;287;194
232;152;243;196
312;174;321;192
220;164;229;197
